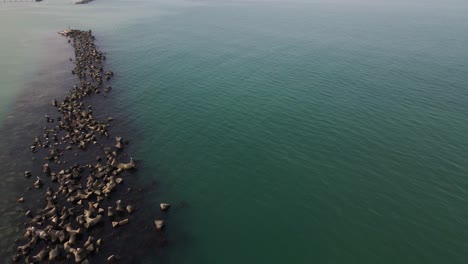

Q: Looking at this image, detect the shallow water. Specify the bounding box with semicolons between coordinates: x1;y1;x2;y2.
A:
1;0;468;263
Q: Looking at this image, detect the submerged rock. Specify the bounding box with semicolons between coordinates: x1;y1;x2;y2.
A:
154;220;164;230
160;203;170;211
107;254;120;263
126;205;134;214
33;177;42;189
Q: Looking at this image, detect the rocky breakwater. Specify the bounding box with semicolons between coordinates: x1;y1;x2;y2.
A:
12;29;169;263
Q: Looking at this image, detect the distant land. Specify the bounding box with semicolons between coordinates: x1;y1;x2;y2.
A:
75;0;94;4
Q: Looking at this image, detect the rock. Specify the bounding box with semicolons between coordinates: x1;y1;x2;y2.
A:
65;225;82;235
42;163;50;174
116;158;135;170
107;254;120;263
107;207;114;217
31;247;47;262
118;219;129;226
33;177;42;189
160;203;170;211
24;171;32;178
115;200;123;212
126;205;134;214
72;248;87;263
84;214;102;229
48;246;60;261
84;236;95;252
154;220;164;230
115;137;123;150
17;197;24;203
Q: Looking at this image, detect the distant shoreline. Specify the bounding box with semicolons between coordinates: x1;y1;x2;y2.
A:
75;0;94;4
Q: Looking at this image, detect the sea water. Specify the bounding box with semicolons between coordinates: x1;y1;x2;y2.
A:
1;0;468;263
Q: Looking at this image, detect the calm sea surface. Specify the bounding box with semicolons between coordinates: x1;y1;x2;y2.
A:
1;0;468;263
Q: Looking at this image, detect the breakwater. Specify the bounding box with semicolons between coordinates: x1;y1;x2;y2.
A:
75;0;94;4
12;29;168;263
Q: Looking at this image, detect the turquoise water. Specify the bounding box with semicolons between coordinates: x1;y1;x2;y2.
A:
1;0;468;263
